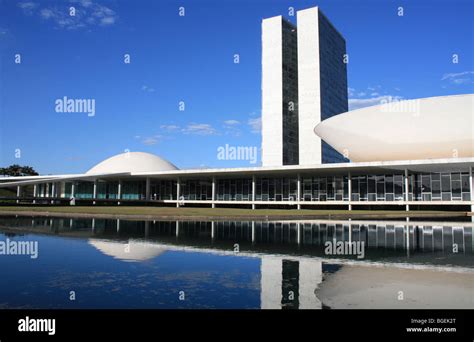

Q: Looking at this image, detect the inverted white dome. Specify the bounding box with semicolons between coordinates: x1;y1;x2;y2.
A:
314;94;474;162
86;152;178;174
88;239;166;262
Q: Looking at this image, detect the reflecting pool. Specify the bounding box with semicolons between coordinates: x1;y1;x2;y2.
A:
0;216;473;309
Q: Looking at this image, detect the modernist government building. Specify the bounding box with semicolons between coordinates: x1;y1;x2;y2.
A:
1;7;473;212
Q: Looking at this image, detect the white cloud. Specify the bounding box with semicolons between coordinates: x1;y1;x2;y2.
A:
348;85;405;110
142;135;162;146
441;71;474;85
223;120;241;136
19;0;118;30
441;71;474;80
79;0;93;8
100;16;116;25
18;2;38;15
453;78;471;85
349;95;403;110
182;123;217;136
160;124;180;132
142;137;158;145
141;85;155;93
39;8;54;19
248;117;261;134
223;119;240;125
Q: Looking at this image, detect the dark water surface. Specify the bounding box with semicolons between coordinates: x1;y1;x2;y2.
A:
0;216;473;309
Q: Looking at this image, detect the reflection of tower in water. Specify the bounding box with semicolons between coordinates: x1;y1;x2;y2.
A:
260;256;323;309
281;260;299;309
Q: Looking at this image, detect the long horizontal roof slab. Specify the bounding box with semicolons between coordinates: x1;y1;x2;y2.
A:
0;174;85;181
0;158;472;187
133;157;474;178
0;172;131;187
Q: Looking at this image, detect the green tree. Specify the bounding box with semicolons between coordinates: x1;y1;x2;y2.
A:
0;164;39;176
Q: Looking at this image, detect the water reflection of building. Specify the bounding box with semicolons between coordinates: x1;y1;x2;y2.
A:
261;257;322;309
88;239;166;262
7;217;474;254
3;217;474;309
85;236;325;309
316;264;474;309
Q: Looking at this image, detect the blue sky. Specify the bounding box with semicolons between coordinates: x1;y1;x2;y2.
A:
0;0;472;174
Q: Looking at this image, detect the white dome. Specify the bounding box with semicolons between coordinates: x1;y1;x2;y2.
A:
314;94;474;162
88;239;166;262
86;152;178;174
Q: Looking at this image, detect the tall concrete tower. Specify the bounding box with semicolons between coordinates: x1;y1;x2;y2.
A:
261;7;348;166
261;16;299;166
297;7;348;164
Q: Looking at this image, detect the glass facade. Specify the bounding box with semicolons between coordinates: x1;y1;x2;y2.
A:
351;174;404;202
281;19;299;165
301;175;348;201
217;178;252;201
412;172;471;201
121;181;146;200
150;180;177;200
256;177;298;201
96;182;119;199
181;179;212;201
24;171;472;204
318;11;348;164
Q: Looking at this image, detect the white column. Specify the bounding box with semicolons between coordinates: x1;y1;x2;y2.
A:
297;222;301;245
116;219;120;233
406;218;410;258
117;180;122;205
145;177;150;201
50;183;55;204
45;183;50;198
297;174;301;210
252;221;256;244
176;178;181;208
211;221;215;240
348;221;352;243
211;177;216;208
60;182;65;198
92;218;95;233
404;169;409;211
298;259;323;309
260;257;282;309
71;182;75;198
175;221;179;237
348;172;352;210
93;180;97;205
33;184;37;204
252;175;256;210
16;185;20;204
469;166;473;221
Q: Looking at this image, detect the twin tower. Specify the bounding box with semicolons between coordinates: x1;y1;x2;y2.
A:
261;7;348;166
